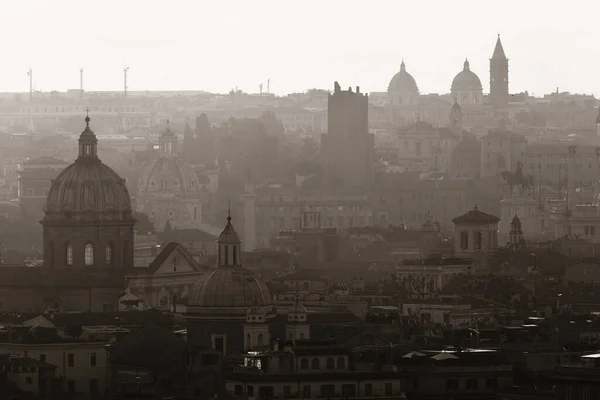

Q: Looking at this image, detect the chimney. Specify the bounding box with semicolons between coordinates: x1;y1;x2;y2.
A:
334;81;340;93
356;86;360;93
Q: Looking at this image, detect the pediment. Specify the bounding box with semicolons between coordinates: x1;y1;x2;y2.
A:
149;242;204;275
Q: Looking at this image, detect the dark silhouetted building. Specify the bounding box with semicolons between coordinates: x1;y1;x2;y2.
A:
320;82;374;187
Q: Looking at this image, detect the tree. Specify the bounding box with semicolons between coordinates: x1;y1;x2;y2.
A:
65;325;83;340
134;212;155;234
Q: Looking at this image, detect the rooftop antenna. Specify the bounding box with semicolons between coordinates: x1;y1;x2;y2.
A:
124;66;130;97
27;68;32;102
80;68;84;100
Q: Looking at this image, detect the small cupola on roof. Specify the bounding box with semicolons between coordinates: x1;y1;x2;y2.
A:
78;113;98;160
217;212;242;267
452;205;500;255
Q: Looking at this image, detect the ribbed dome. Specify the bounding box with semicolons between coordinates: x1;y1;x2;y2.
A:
388;61;419;94
138;157;200;194
451;60;482;91
188;266;273;308
43;116;132;220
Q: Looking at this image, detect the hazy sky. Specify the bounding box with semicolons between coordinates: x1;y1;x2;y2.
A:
2;0;599;97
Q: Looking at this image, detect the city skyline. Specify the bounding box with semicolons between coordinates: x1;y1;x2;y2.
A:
1;0;599;97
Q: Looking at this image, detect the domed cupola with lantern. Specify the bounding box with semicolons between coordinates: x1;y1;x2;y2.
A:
42;114;135;270
451;59;483;106
387;60;420;107
137;121;204;231
185;213;275;355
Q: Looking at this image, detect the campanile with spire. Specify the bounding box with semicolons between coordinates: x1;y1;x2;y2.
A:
490;34;509;104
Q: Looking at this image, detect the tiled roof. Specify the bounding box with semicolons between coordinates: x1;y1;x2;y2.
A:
452;206;500;225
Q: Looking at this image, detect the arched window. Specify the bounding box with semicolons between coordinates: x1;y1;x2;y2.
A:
66;243;73;266
300;359;309;370
299;333;305;339
416;142;422;156
233;245;237;265
460;231;469;250
257;333;264;346
105;243;113;266
311;358;320;370
326;357;335;370
84;243;94;266
337;357;346;369
474;231;483;250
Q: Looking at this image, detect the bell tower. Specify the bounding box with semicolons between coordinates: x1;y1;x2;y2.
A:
509;214;524;249
490;35;509;105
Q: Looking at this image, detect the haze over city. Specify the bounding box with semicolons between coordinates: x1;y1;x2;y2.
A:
2;0;600;96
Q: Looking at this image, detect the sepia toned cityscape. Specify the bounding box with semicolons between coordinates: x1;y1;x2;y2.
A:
0;5;599;399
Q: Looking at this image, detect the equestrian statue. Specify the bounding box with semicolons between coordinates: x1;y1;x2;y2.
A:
501;161;534;196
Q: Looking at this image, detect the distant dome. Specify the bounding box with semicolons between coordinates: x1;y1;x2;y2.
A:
138;123;200;195
44;117;132;220
138;158;200;194
188;266;273;308
451;60;482;91
388;61;419;94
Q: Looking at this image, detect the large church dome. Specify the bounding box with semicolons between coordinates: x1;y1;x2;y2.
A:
187;216;273;312
138;123;201;194
451;60;482;91
44;116;132;220
388;61;419;94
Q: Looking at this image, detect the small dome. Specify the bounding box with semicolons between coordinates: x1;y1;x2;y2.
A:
388;61;419;94
44;117;132;220
451;60;482;91
188;266;273;308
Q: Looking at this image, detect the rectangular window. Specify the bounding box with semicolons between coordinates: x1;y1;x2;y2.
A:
364;383;373;396
26;188;34;196
67;380;75;393
39;354;46;362
68;353;75;367
90;352;97;367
